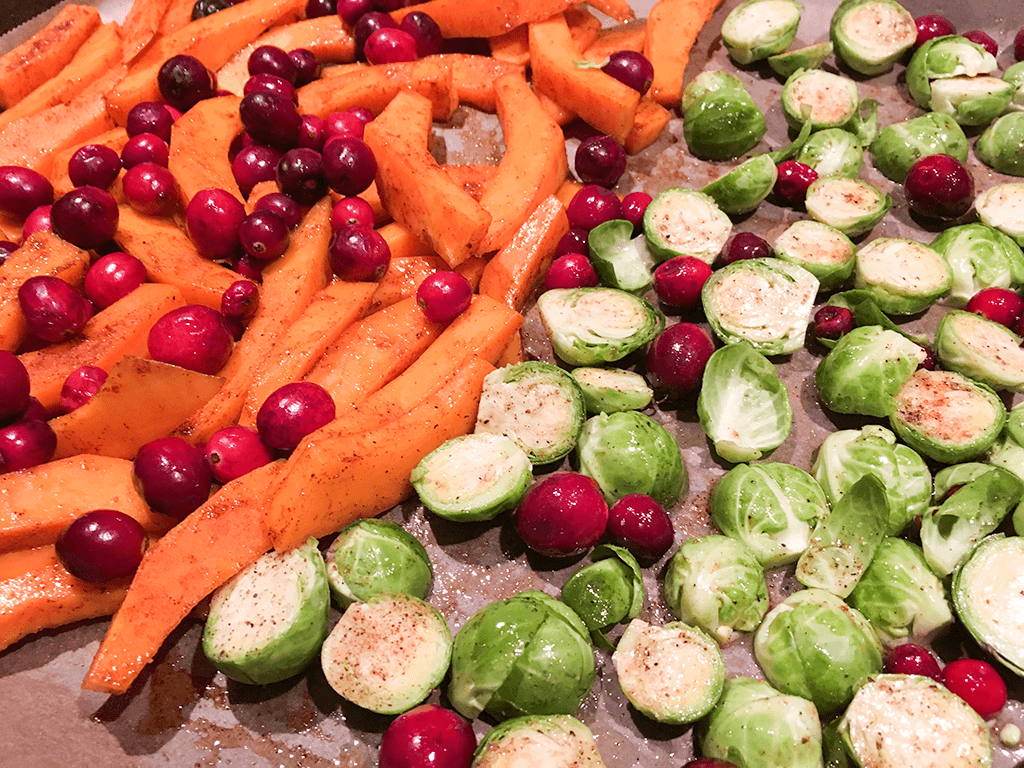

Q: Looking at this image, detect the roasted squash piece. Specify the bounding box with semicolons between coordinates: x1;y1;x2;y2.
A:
168;95;245;207
390;0;583;38
645;0;726;107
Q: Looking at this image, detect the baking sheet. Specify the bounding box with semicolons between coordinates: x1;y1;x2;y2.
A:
1;0;1023;765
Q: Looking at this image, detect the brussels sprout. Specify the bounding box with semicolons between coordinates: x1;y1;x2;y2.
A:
642;187;732;264
821;290;929;349
796;128;864;178
795;475;888;598
710;462;829;567
587;219;655;294
768;115;815;163
721;0;801;65
906;35;998;109
773;220;857;292
701;258;818;355
988;426;1024;486
829;0;916;75
680;71;748;112
321;592;453;714
754;588;883;715
202;538;330;685
1006;401;1024;446
847;537;954;646
976;182;1024;247
932;462;996;501
1006;61;1024;111
682;79;767;161
325;519;431;608
575;410;686;507
890;369;1006;464
701;154;778;215
929;76;1015;127
920;466;1023;576
870;112;969;182
814;326;926;419
934;310;1024;392
953;534;1024;678
769;41;834;79
976;112;1024;177
663;534;769;643
782;69;860;131
699;676;823;768
561;545;643;649
472;715;606;767
411;433;532;522
570;367;653;414
474;361;585;464
448;590;595;720
844;97;880;146
838;674;991;768
612;618;725;724
805;177;892;238
696;340;792;463
929;222;1024;306
812;425;932;537
854;238;951;315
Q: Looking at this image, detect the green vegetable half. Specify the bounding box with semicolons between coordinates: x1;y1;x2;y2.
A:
870;111;968;182
934;309;1024;392
829;0;916;75
642;187;732;264
805;177;891;237
853;237;951;315
324;519;431;608
721;0;802;65
472;715;607;767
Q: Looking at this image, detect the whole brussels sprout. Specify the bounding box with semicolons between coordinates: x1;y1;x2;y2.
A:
682;75;767;161
929;222;1024;306
906;35;998;109
870;112;969;182
976;112;1024;176
830;0;916;75
721;0;801;65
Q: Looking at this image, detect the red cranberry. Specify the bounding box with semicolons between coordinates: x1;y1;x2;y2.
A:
148;304;234;375
603;51;654;95
885;643;942;680
399;12;443;58
21;204;52;239
0;240;16;266
378;703;476;768
232;144;282;199
68;145;121;189
516;472;609;558
239;90;302;150
289;48;320;86
621;191;652;233
0;351;31;423
324;111;365;140
233;253;267;281
417;270;472;323
276;147;327;205
331;196;375;230
0;419;56;473
157;54;216;112
18;275;91;342
322;136;377;196
59;365;107;413
966;287;1024;329
243;74;297;105
646;322;715;395
238;209;290;261
336;0;372;24
721;232;770;266
0;165;53;219
84;251;147;309
608;493;674;561
653;256;712;309
943;658;1007;719
328;224;390;281
185;188;246;259
682;760;738;768
126;101;174;142
51;185;119;250
363;28;418;64
556;226;590;258
121;133;170;169
774;160;818;204
296;114;326;151
812;305;855;341
256;381;336;452
55;510;147;583
914;14;956;48
905;154;974;220
306;0;336;15
253;192;302;228
566;184;623;231
133;436;212;518
353;12;398;57
347;107;373;126
962;30;998;57
220;280;260;326
544;252;600;291
1016;26;1024;61
574;135;627;188
248;45;298;84
204;425;273;483
123;162;177;216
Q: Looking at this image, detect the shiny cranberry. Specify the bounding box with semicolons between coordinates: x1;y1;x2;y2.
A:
721;232;770;266
123;162;176;216
256;381;336;452
50;185;119;249
296;114;326;151
126;101;175;142
238;209;290;261
966;287;1024;329
962;30;998;57
566;184;623;231
884;643;942;680
239;91;302;150
331;196;374;230
337;0;372;24
322;136;376;196
121;133;170;169
1016;26;1024;61
0;165;53;219
682;760;738;768
378;703;476;768
55;509;147;583
812;305;855;341
133;436;212;518
917;343;936;370
646;322;715;395
353;11;398;57
243;73;297;104
16;397;46;423
204;425;272;483
399;12;443;58
603;50;654;94
0;240;15;265
22;205;52;239
654;256;712;309
556;226;590;257
943;658;1007;719
0;351;31;423
248;45;298;83
608;494;673;560
18;275;91;342
231;144;281;199
774;160;817;203
253;192;303;228
365;27;418;63
348;107;374;126
417;271;472;323
544;252;600;291
233;253;267;281
376;0;411;10
0;419;56;473
158;54;216;112
914;14;956;48
289;48;320;86
148;304;234;374
305;0;336;17
574;135;627;188
621;191;651;233
68;145;121;189
905;153;974;220
516;472;609;558
59;365;107;413
325;111;365;140
328;224;390;281
276;147;327;205
220;280;260;326
84;251;147;309
185;188;245;259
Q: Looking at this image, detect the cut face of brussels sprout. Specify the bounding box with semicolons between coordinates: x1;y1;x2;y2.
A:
838;675;991;768
701;154;778;215
929;223;1024;306
699;676;823;768
805;177;892;237
570;367;653;414
320;592;453;715
976;183;1024;247
976;112;1024;177
642;188;732;264
890;369;1006;464
773;219;857;291
709;462;829;567
854;238;951;315
474;361;585;464
782;69;860;131
663;534;769;643
472;715;607;768
701;258;818;355
907;35;999;109
576;411;686;507
721;0;801;64
202;538;330;686
769;41;834;78
536;288;664;366
929;76;1015;127
870;111;969;182
754;588;883;715
935;310;1024;392
324;519;432;609
587;219;655;294
561;545;643;649
953;534;1024;677
697;340;792;463
796;128;864;178
411;433;532;522
682;84;767;162
829;0;916;75
612;619;725;724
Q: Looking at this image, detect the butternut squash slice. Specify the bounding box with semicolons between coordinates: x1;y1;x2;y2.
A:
645;0;726;107
583;18;647;59
624;96;672;154
118;0;173;64
168;95;245;208
440;54;527;112
489;25;531;65
50;127;130;197
390;0;584;39
367;255;449;316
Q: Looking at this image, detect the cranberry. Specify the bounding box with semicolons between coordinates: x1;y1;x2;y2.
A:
812;305;855;341
185;188;245;259
133;436;212;518
59;365;107;413
84;251;147;309
256;381;336;452
157;54;216;112
621;191;652;233
221;280;260;326
0;165;53;219
608;494;674;560
121;133;170;169
51;185;119;250
231;144;282;199
966;287;1024;329
233;253;267;281
516;472;609;558
943;658;1007;719
0;351;31;423
646;322;716;395
399;12;443;58
417;271;472;323
148;304;234;375
544;252;600;291
378;703;476;768
914;14;956;48
566;184;623;231
1016;26;1024;61
324;111;365;140
329;224;391;281
239;91;302;150
55;510;147;583
331;196;375;230
322;136;377;196
721;232;770;266
243;73;297;105
884;643;942;680
21;204;52;239
0;240;16;265
289;48;320;86
123;162;177;216
305;0;336;18
336;0;372;25
962;30;998;57
248;45;298;84
574;135;627;188
17;397;46;423
0;420;56;473
276;147;327;205
68;145;121;189
238;210;290;261
347;107;374;126
653;256;712;309
296;114;326;151
774;160;818;204
682;760;738;768
917;343;936;370
204;425;273;483
18;275;91;342
556;226;590;258
126;101;175;142
905;153;974;220
603;51;654;95
353;11;399;57
253;192;303;228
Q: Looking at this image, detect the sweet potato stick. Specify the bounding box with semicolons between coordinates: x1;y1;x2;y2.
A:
390;0;584;39
645;0;726;107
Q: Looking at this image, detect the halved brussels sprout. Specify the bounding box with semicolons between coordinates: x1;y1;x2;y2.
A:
782;69;860;131
448;590;595;720
889;368;1006;464
769;41;834;79
805;177;891;237
1006;61;1024;111
812;425;931;537
701;258;818;355
796;128;864;178
829;0;916;75
411;433;533;522
847;537;953;646
773;219;856;292
699;677;823;768
570;367;652;414
822;290;929;349
934;310;1024;392
697;340;792;463
472;715;606;767
976;112;1024;177
663;534;769;643
701;154;778;216
537;288;664;366
988;424;1024;486
929;222;1024;306
576;410;686;507
976;182;1024;247
561;544;643;650
587;219;655;294
932;462;995;501
325;519;431;608
838;674;991;768
854;237;951;315
754;588;883;715
682;79;767;161
953;534;1024;678
870;112;969;182
321;592;452;714
474;361;585;464
929;76;1015;127
906;35;998;109
202;538;330;685
710;462;829;567
642;187;732;264
612;619;725;724
721;0;802;65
